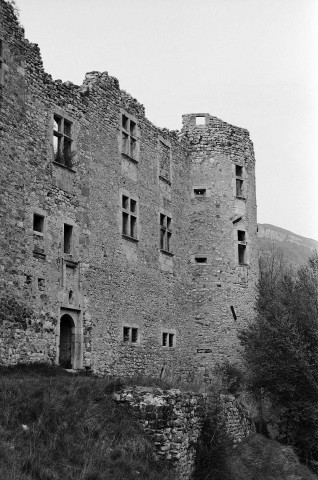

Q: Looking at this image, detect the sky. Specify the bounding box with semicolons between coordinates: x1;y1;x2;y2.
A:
14;0;318;240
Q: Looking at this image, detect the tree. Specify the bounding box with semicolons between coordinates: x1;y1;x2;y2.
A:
239;250;318;467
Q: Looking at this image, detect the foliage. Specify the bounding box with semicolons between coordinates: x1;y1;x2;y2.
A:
239;249;318;467
0;364;174;480
0;294;34;328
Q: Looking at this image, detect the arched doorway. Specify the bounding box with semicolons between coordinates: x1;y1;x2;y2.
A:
59;314;75;368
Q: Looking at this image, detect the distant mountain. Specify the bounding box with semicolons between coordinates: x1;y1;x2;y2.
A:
258;224;318;266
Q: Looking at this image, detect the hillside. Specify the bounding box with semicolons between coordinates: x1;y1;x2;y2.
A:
258;224;318;266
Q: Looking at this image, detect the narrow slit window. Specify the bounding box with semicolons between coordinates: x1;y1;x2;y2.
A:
64;224;73;254
168;333;174;348
230;306;237;321
33;214;44;233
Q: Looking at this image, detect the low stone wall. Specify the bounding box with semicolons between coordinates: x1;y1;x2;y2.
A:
113;386;206;479
218;394;255;445
113;387;255;479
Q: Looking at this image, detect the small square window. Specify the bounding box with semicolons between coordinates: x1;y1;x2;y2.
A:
162;331;175;348
196;116;206;126
123;326;139;344
194;188;206;196
195;256;207;264
33;214;44;233
235;165;243;177
237;230;245;242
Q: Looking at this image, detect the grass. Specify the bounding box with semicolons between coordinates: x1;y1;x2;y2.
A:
0;364;174;480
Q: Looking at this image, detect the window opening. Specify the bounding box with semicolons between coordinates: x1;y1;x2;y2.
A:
123;326;130;342
53;114;73;167
195;116;205;126
33;214;44;233
235;164;244;197
121;113;137;160
194;188;206;196
131;328;138;343
64;224;73;254
38;278;45;291
122;195;138;239
195;256;207;264
123;326;139;343
162;331;175;347
160;214;172;252
237;230;245;242
237;230;247;264
230;306;237;321
158;140;171;182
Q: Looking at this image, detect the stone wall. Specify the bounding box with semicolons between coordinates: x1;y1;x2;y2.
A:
0;0;258;379
114;387;254;479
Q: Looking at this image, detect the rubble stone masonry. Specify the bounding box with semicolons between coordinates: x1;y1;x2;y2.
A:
0;0;258;379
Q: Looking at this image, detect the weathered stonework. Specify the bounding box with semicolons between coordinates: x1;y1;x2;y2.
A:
114;387;255;479
0;1;258;378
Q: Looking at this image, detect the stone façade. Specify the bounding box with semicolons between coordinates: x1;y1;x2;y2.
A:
0;0;258;379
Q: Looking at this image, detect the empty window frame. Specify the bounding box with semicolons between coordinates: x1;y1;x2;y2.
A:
33;213;44;234
162;331;175;348
123;326;139;343
158;139;171;182
194;188;206;196
237;230;247;265
53;114;73;167
121;113;137;160
235;164;244;197
122;195;138;239
195;256;207;264
195;116;206;126
160;213;172;253
63;224;73;254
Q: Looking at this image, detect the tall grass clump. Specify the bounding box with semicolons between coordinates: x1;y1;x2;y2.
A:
0;364;174;480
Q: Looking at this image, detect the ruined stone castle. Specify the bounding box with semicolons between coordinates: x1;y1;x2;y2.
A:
0;0;258;379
